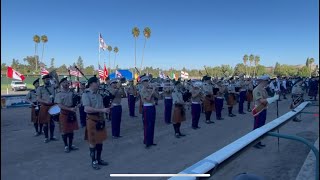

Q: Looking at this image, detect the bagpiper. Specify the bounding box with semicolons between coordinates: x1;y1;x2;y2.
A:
172;79;187;138
26;78;42;136
202;75;215;124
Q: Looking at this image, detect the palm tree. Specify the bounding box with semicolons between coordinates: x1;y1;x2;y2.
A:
243;54;248;77
113;46;119;72
140;27;151;72
254;55;260;77
132;27;140;76
107;46;112;74
40;35;48;64
33;35;40;72
249;54;254;77
309;58;314;77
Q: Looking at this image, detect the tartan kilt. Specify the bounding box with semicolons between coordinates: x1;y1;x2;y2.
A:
38;105;52;124
246;90;253;102
31;106;39;123
59;109;79;134
227;93;236;106
172;104;186;123
203;96;215;111
84;114;107;145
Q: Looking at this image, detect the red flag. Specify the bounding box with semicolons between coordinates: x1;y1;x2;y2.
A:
7;67;25;81
103;64;108;80
40;67;49;75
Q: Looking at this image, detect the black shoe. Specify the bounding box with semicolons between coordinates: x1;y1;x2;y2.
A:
239;112;246;114
34;132;40;137
206;120;214;124
217;117;224;120
69;145;79;151
179;133;186;137
254;144;262;149
97;160;109;166
192;127;197;130
64;146;70;153
92;160;100;170
44;138;50;143
259;143;266;147
293;118;302;122
151;143;157;146
175;133;180;138
231;114;236;117
50;137;58;141
247;109;252;112
145;145;151;149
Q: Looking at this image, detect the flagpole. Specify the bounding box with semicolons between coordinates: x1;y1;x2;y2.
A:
98;32;101;77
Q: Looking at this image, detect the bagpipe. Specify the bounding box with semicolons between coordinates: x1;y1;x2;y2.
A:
290;94;304;109
252;92;280;117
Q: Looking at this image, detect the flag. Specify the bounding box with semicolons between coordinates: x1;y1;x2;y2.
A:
7;67;25;81
68;66;82;77
103;64;108;79
181;71;189;79
171;71;176;80
159;71;166;79
40;67;49;76
116;70;122;78
98;64;104;80
99;33;108;51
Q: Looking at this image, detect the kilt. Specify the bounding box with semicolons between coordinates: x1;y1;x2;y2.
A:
59;109;79;134
84;114;107;145
227;93;236;106
172;104;186;123
31;106;39;123
203;96;215;111
38;104;52;124
246;90;253;102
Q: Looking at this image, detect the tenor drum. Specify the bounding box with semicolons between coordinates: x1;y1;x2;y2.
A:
48;105;61;115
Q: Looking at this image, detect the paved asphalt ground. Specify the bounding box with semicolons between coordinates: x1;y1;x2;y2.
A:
1;95;319;180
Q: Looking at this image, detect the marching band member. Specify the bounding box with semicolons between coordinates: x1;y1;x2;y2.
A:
238;75;247;114
127;79;138;117
214;80;225;120
290;77;304;122
139;76;159;149
202;75;215;124
37;74;58;143
55;77;79;153
26;78;42;136
82;75;110;170
190;81;203;129
252;75;279;149
108;79;126;139
79;82;87;127
227;77;237;117
163;79;173;124
246;78;254;112
172;80;187;138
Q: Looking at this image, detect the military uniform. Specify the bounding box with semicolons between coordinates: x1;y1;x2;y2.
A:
190;82;202;129
36;75;58;143
172;81;186;138
214;81;225;120
26;78;42;136
227;80;237;117
82;76;109;170
139;76;159;148
238;78;247;114
127;80;138;117
202;76;215;124
55;78;79;152
163;80;173;124
108;79;125;138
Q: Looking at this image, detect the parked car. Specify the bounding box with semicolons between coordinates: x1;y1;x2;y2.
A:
10;81;27;91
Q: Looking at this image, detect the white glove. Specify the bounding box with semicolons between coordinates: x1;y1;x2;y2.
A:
267;94;279;104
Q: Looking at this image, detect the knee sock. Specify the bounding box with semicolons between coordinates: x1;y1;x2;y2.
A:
43;124;49;138
96;144;103;161
173;124;178;134
49;123;55;138
89;147;96;162
68;133;74;148
62;134;68;147
34;123;39;133
39;124;43;133
177;123;182;134
228;107;232;114
247;102;251;110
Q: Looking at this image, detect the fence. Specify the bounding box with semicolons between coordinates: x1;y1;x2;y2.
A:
169;101;318;180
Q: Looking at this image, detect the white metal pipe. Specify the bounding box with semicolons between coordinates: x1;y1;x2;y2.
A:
169;101;311;180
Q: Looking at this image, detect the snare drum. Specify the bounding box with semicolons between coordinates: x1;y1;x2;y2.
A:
48;104;61;115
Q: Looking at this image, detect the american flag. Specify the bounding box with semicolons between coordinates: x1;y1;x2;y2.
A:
68;66;82;77
99;33;108;51
40;67;49;75
98;64;104;80
116;70;122;78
